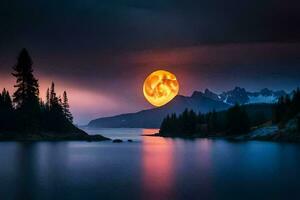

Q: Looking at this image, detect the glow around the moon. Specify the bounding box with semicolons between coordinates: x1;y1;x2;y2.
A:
143;70;179;107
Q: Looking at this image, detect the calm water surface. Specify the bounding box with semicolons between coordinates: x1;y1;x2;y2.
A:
0;128;300;200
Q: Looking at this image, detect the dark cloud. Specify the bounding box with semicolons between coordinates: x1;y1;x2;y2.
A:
1;0;300;51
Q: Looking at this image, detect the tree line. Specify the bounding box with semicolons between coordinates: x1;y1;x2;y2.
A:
160;88;300;136
273;88;300;131
0;48;74;134
159;104;251;136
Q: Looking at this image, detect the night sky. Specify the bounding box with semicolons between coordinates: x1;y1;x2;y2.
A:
0;0;300;124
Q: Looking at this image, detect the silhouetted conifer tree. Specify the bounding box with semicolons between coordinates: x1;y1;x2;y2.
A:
46;88;50;110
12;49;39;107
49;82;63;117
2;89;13;112
159;114;171;135
0;88;14;131
12;48;40;132
62;91;73;122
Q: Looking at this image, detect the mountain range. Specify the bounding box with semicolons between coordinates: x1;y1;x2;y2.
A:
88;87;286;128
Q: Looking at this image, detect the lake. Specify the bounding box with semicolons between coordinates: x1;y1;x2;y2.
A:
0;128;300;200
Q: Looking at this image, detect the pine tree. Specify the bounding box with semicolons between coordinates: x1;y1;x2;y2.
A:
49;82;62;115
159;114;171;135
0;91;4;131
0;88;14;131
46;88;50;110
0;92;2;110
50;82;57;107
46;82;68;131
2;89;13;112
62;91;73;122
12;48;40;132
12;48;39;109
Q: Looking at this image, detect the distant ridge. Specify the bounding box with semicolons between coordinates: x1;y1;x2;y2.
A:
218;87;286;105
88;87;287;128
193;87;286;105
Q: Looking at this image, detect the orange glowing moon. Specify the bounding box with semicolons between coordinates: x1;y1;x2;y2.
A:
143;70;179;107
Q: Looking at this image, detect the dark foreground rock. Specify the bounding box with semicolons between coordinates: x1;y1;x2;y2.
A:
112;139;123;143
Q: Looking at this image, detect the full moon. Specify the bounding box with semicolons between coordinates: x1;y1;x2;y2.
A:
143;70;179;107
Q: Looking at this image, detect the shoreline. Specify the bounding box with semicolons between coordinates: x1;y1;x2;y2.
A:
0;131;110;142
143;132;300;143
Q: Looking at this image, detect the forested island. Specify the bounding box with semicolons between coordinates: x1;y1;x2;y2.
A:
158;89;300;142
0;49;109;141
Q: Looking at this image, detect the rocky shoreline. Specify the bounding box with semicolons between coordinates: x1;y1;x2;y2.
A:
145;127;300;143
0;130;110;142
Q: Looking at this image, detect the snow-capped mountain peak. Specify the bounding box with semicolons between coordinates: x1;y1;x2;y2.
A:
194;87;287;105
